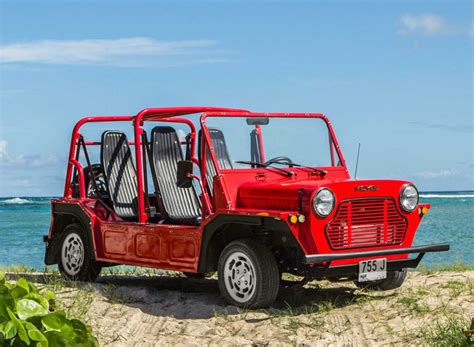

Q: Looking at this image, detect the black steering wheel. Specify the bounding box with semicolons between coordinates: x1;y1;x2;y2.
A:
264;156;293;166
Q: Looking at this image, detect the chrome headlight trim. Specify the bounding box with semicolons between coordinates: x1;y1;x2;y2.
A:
313;188;336;217
399;184;419;212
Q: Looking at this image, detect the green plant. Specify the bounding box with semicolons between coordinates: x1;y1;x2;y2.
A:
418;317;471;346
441;280;467;298
398;296;430;315
417;261;474;274
0;272;98;346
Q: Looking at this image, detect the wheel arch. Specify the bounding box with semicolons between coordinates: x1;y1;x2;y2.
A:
197;214;303;273
45;203;96;265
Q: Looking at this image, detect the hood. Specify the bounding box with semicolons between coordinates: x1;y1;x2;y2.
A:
236;179;413;211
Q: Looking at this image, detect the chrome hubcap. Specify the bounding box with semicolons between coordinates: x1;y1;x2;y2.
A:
61;233;84;276
224;251;256;303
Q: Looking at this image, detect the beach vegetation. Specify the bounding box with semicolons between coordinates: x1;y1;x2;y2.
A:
0;272;98;346
418;261;474;274
398;296;430;315
418;317;472;346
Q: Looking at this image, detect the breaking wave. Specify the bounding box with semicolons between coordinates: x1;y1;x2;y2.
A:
0;197;51;205
420;194;474;199
0;197;34;204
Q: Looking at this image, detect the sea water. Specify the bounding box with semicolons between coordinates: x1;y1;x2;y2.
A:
0;192;472;270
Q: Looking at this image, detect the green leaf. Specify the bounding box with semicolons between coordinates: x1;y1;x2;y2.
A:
7;307;20;327
29;329;47;343
3;320;17;339
0;294;15;322
1;277;98;346
16;279;30;294
25;315;43;330
16;321;30;345
70;319;87;332
25;322;47;343
41;311;67;331
43;290;55;302
10;286;28;300
27;282;38;294
5;309;30;344
25;293;49;311
16;299;48;320
44;330;69;347
0;271;5;283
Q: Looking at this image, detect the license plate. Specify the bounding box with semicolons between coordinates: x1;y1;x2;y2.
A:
358;258;387;282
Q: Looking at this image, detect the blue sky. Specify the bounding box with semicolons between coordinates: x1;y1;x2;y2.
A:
0;0;472;196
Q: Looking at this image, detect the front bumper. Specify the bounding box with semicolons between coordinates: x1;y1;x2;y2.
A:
304;243;449;263
299;243;449;279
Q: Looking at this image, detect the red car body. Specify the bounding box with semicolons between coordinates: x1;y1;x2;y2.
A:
44;106;448;294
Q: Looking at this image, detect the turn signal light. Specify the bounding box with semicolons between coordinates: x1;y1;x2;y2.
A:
289;214;306;224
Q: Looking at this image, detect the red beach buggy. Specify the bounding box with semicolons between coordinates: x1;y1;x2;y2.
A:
44;106;449;308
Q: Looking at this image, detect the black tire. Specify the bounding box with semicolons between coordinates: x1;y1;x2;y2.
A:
58;224;101;281
354;268;407;290
218;239;279;308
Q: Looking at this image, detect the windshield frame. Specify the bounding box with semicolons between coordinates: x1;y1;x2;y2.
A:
200;112;348;181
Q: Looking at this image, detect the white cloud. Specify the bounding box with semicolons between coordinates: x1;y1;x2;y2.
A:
398;14;452;36
0;37;226;66
409;121;473;133
31;155;58;167
176;129;187;143
0;140;58;167
397;14;473;37
415;169;460;179
0;140;8;159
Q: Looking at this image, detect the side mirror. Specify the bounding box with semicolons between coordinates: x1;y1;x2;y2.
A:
177;160;193;188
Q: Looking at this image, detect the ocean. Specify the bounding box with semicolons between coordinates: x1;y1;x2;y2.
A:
0;192;472;270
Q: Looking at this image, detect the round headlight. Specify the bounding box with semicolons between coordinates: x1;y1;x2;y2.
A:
400;184;419;212
313;188;335;217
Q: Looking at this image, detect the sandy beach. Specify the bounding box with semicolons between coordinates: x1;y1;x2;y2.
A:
5;270;473;346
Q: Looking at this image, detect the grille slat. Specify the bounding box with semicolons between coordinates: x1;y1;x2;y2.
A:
325;198;407;250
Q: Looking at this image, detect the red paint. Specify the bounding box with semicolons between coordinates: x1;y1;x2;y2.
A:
50;107;431;273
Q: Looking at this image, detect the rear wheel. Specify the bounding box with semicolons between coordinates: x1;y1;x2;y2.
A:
218;239;279;308
58;224;101;281
354;268;407;290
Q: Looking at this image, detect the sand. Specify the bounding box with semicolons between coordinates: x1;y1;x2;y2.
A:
8;271;473;346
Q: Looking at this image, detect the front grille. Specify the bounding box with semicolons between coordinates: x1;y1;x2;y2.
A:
325;198;407;250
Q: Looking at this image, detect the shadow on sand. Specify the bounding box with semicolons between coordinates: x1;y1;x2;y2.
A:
6;273;396;320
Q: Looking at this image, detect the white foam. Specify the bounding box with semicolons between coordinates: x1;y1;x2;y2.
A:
0;197;34;204
420;194;474;199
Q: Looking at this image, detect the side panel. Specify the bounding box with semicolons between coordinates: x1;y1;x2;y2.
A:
46;199;202;272
97;222;201;271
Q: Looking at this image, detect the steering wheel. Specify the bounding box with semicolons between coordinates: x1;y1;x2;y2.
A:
264;156;293;166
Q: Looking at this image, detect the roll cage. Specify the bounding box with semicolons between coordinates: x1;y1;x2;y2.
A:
65;106;348;224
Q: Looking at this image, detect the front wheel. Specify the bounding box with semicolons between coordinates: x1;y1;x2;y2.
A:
58;224;101;281
218;239;279;308
354;268;408;290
